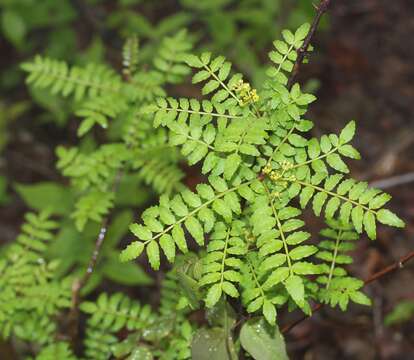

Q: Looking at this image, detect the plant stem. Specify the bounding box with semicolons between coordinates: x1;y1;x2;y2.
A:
326;230;342;289
67;168;124;348
262;182;293;274
287;0;332;89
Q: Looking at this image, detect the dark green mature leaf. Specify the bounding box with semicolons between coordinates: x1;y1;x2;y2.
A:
1;10;26;47
15;182;74;215
240;318;289;360
191;328;237;360
103;253;152;286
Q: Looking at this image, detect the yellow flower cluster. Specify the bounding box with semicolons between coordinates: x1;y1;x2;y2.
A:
262;164;272;174
233;79;259;106
262;160;296;183
280;160;293;171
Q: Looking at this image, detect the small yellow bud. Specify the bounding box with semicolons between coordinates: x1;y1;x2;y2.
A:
262;164;272;174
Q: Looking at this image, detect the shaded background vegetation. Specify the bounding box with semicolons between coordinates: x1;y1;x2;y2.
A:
0;0;413;359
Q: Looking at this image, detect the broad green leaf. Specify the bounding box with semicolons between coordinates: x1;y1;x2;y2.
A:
103;255;152;286
240;318;288;360
206;299;237;328
15;182;74;215
191;328;237;360
2;10;26;47
320;135;332;153
209;175;228;192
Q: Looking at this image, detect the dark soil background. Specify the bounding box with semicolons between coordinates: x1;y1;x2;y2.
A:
0;0;413;359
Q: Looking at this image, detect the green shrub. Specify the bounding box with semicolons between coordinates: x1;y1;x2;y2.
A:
0;11;405;360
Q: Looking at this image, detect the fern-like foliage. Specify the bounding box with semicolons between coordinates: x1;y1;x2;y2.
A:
121;175;256;269
200;221;247;307
0;212;71;344
13;22;407;360
56;144;130;192
21;56;122;101
122;23;405;327
21;32;193;231
154;29;193;84
316;219;371;310
80;292;157;359
34;342;77;360
122;35;139;79
80;287;195;360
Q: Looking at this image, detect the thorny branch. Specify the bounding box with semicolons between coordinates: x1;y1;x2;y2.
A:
281;250;414;334
287;0;331;89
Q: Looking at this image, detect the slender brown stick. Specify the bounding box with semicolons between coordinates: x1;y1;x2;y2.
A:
281;250;414;334
369;171;414;190
287;0;331;89
67;169;124;346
